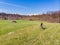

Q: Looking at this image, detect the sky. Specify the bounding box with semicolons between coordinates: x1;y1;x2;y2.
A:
0;0;60;15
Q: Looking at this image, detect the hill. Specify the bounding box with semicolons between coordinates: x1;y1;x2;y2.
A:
0;11;60;23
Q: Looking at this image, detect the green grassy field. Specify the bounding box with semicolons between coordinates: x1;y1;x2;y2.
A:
0;20;60;45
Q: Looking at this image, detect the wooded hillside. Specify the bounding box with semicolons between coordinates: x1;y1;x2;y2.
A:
0;11;60;23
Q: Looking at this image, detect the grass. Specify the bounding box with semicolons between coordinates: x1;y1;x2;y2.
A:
0;20;60;45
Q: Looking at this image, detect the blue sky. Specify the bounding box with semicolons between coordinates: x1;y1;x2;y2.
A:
0;0;60;15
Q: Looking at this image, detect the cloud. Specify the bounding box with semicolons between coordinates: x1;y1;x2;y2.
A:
0;2;31;14
0;8;9;12
0;2;27;9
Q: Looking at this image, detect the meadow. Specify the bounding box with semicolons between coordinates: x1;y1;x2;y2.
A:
0;20;60;45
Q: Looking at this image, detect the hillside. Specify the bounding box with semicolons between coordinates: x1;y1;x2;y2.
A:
0;11;60;23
